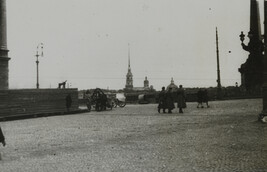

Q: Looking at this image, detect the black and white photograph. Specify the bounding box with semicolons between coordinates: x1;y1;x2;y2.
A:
0;0;267;171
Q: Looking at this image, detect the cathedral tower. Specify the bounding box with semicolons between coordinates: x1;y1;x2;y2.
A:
125;44;133;90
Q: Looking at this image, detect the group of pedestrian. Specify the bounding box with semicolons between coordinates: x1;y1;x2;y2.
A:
158;85;186;114
197;88;209;108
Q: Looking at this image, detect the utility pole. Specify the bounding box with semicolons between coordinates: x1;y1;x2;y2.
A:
216;27;222;99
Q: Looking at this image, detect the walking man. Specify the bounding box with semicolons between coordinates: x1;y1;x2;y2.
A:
165;88;175;113
158;87;166;113
177;85;186;113
197;88;204;108
65;94;72;112
203;89;210;108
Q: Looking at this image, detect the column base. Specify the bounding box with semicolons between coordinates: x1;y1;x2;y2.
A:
260;83;267;123
258;112;267;123
0;55;10;90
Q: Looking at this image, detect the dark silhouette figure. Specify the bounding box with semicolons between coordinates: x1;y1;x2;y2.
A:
197;89;204;108
94;91;102;111
158;87;166;113
100;94;108;111
65;94;72;112
0;127;6;147
177;85;186;113
203;89;210;108
165;88;175;113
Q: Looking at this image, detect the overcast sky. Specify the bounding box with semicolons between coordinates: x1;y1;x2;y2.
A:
6;0;260;90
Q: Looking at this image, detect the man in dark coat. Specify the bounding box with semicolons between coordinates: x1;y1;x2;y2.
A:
0;127;6;147
197;89;204;108
177;85;186;113
65;94;72;112
158;87;166;113
165;88;175;113
203;89;210;108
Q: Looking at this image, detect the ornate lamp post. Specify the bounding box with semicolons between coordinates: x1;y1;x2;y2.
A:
35;43;43;89
239;31;245;43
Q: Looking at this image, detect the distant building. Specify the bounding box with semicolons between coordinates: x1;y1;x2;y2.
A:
167;78;178;92
125;54;133;90
131;76;151;91
144;76;149;88
124;46;153;92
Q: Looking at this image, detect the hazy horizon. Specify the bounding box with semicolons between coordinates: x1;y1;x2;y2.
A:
6;0;259;91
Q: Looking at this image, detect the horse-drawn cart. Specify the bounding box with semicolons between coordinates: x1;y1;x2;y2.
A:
86;88;113;112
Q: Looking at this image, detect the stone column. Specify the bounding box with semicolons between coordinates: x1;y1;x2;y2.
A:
0;0;10;90
239;0;264;93
259;0;267;122
262;1;267;114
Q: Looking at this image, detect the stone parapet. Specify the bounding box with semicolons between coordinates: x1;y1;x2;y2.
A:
0;88;79;117
0;56;9;89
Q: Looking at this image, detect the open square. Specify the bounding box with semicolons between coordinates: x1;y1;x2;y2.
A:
0;99;266;172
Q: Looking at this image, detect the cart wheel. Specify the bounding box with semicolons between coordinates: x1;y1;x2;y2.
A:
118;101;126;107
111;100;116;108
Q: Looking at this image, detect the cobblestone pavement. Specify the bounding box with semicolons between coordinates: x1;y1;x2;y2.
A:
0;99;266;172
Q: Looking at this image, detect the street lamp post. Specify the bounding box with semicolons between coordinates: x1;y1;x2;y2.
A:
35;43;43;89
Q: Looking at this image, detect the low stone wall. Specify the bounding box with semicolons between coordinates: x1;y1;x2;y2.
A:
0;88;78;117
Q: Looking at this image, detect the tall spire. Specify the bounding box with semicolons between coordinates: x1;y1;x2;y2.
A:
125;43;133;90
128;43;130;69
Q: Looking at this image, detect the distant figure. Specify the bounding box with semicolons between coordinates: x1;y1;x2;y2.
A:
65;94;72;112
0;126;6;147
94;91;102;111
203;89;210;108
100;94;108;111
165;88;175;113
158;87;166;113
58;80;67;89
177;85;186;113
197;89;204;108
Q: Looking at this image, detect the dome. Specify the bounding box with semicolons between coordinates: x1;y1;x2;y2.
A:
167;78;178;92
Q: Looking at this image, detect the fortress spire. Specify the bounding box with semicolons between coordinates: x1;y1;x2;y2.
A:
128;43;131;69
125;43;133;90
